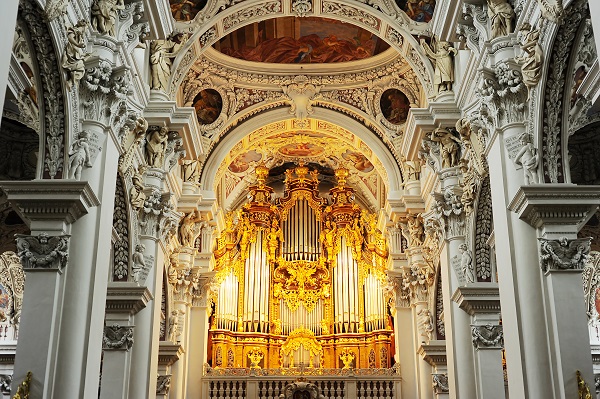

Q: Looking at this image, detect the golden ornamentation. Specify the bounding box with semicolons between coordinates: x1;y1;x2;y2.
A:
339;348;355;369
12;371;31;399
265;219;283;262
273;259;330;312
577;370;592;399
320;319;330;335
247;348;264;369
281;327;323;368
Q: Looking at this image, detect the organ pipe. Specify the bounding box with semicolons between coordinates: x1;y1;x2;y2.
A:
210;163;393;370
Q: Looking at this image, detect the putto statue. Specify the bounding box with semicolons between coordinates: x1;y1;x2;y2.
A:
459;243;475;284
62;20;90;91
91;0;125;36
514;132;539;185
487;0;515;38
429;127;461;168
68;131;93;180
420;39;457;94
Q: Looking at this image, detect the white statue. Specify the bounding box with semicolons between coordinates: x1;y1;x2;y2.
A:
418;308;435;342
91;0;125;36
168;310;180;342
514;132;539;184
430;127;461;168
132;244;147;283
487;0;514;38
459;243;475;284
181;159;201;183
420;39;458;93
145;127;169;168
179;210;203;247
68;131;92;180
129;169;146;211
516;24;543;94
149;35;188;91
62;20;89;91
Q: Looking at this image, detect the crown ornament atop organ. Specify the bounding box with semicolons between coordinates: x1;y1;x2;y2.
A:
209;163;393;369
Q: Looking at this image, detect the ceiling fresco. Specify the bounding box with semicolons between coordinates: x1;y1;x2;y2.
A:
395;0;436;23
169;0;207;22
212;17;390;64
215;120;387;211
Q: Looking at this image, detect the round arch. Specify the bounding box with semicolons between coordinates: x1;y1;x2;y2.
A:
169;0;435;99
200;107;404;196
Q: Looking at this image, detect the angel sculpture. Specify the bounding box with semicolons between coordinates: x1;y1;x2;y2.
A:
16;233;69;269
539;237;590;272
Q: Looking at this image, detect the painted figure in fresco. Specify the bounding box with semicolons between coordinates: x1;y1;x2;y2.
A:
192;89;222;125
381;89;410;125
169;0;206;21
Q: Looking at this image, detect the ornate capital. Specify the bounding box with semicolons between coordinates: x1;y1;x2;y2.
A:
471;324;504;349
102;324;134;351
539;237;591;273
156;374;171;395
429;188;465;240
139;190;182;239
432;373;449;394
15;233;69;270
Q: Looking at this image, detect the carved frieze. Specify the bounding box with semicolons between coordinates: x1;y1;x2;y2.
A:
539;237;591;273
432;373;449;393
103;324;134;350
222;1;283;32
15;233;69;270
471;324;504;349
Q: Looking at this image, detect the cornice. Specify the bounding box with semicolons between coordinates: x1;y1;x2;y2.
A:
159;342;184;366
105;283;153;315
0;180;100;225
452;283;501;315
508;184;600;229
417;340;447;367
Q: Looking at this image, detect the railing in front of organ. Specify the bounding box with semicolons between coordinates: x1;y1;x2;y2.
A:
202;369;400;399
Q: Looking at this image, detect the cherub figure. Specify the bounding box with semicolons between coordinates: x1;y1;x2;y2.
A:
514;132;539;184
68;131;93;180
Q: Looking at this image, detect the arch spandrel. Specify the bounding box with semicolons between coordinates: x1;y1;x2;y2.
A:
167;0;436;100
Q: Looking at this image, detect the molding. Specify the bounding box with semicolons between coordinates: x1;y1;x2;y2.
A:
0;180;100;227
158;341;184;366
508;184;600;229
452;283;501;315
105;283;153;315
417;340;447;367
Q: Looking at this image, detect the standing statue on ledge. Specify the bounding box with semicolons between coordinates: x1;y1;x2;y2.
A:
62;20;90;91
459;243;475;284
487;0;515;38
150;34;188;91
514;132;539;184
266;219;284;262
179;210;203;247
420;39;457;94
68;131;93;180
145;127;169;168
91;0;125;36
181;159;201;183
516;23;544;94
430;127;461;168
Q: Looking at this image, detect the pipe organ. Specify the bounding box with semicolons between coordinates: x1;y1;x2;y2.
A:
210;163;393;369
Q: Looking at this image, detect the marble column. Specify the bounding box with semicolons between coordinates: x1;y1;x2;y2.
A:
509;185;600;397
2;181;99;398
418;341;449;399
427;168;476;399
99;283;152;399
0;0;18;118
453;284;504;399
413;300;434;399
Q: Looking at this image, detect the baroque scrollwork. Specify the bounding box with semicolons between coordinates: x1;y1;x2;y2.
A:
539;237;591;272
15;233;69;270
103;324;134;350
471;324;504;348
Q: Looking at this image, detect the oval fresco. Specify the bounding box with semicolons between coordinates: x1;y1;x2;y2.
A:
380;89;410;125
170;0;207;21
395;0;436;23
213;17;390;64
193;89;223;125
342;150;374;173
229;150;263;174
278;143;325;157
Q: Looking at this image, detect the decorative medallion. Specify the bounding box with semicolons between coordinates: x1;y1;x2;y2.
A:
380;89;410;125
192;89;223;125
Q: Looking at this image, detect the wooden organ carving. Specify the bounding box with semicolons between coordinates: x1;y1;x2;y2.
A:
209;163;393;369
